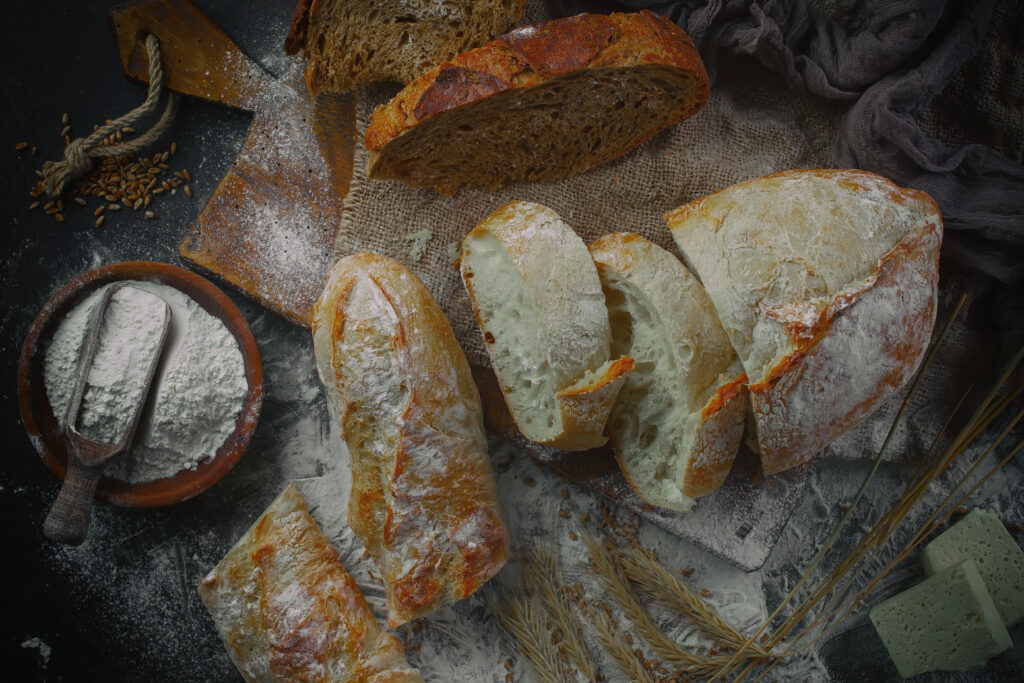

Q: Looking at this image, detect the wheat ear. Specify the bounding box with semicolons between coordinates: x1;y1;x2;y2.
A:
579;600;655;683
525;548;597;680
490;588;572;683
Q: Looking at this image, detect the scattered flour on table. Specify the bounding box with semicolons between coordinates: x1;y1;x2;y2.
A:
21;637;52;667
44;281;248;483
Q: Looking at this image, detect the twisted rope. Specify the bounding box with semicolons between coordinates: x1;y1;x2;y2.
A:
40;33;179;197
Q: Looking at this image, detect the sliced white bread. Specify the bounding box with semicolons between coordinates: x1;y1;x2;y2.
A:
460;201;634;451
666;169;943;474
589;234;747;511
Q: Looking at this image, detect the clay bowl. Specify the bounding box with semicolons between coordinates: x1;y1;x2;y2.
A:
18;261;263;507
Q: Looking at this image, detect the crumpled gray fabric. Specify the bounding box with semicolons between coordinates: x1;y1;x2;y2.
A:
554;0;1024;283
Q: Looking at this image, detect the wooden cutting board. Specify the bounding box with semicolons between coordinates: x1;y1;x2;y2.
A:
110;0;807;571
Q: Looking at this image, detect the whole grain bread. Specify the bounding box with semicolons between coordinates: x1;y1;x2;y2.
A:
285;0;527;94
365;10;709;195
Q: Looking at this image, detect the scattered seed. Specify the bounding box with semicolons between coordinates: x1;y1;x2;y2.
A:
61;125;71;137
95;216;105;228
15;141;28;150
160;151;169;163
169;141;177;154
105;194;117;202
93;206;104;217
558;509;569;519
182;169;191;182
153;187;165;195
183;184;192;197
133;198;143;210
580;512;590;524
145;210;156;219
54;213;66;223
74;196;87;206
700;588;711;598
561;488;570;499
29;201;41;210
107;203;121;211
62;112;69;125
43;200;56;210
31;146;38;155
143;195;152;208
681;567;695;576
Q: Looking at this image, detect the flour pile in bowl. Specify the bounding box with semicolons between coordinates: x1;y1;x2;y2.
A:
44;281;248;483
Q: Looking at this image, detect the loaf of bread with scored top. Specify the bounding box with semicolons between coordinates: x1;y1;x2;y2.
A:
666;169;943;474
460;201;634;451
589;234;747;511
198;483;422;683
312;252;510;627
365;10;709;195
285;0;526;94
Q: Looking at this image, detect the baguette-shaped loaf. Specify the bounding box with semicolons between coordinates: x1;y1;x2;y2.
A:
667;169;943;474
198;484;422;683
312;252;510;627
460;202;634;451
589;234;747;510
365;10;709;195
284;0;526;94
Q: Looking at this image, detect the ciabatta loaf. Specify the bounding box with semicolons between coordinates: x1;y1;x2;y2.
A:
284;0;526;94
365;10;709;195
589;234;747;511
312;252;510;627
460;202;634;451
198;484;422;683
666;169;943;474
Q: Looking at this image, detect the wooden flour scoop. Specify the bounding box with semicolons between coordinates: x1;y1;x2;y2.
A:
110;0;356;326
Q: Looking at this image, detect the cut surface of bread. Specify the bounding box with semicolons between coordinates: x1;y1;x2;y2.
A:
365;10;709;195
667;169;943;474
198;484;423;683
285;0;526;94
461;202;633;450
312;252;509;627
589;234;746;511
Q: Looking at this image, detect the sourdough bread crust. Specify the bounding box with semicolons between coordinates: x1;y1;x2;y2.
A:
667;169;943;474
365;10;709;193
197;484;422;683
312;252;510;627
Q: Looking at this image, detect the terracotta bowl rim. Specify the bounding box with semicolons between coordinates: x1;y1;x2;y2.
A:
18;261;263;507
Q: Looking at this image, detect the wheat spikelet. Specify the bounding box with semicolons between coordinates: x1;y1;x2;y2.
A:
491;588;572;683
525;548;597;680
579;600;655;683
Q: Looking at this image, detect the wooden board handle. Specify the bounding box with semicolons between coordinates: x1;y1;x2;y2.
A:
43;458;103;546
110;0;271;111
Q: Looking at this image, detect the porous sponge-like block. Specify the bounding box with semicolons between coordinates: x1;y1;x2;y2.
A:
923;508;1024;626
869;560;1011;678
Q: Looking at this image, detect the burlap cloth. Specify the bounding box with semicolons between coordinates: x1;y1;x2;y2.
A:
335;0;1024;462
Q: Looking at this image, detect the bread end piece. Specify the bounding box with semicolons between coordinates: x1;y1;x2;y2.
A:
198;483;423;683
667;169;943;475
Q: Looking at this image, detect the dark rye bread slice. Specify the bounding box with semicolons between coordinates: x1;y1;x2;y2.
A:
365;11;710;195
285;0;527;95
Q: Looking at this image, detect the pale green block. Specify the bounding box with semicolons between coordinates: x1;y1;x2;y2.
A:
869;560;1012;678
923;508;1024;626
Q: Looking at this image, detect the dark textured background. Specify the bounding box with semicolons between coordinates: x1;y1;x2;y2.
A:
2;1;1022;681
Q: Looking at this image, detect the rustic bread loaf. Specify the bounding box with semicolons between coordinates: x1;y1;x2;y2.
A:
666;169;943;474
198;484;423;683
589;234;747;511
311;252;510;627
365;10;709;195
285;0;526;94
460;202;633;451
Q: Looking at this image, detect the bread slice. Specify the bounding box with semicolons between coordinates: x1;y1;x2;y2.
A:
460;202;634;451
198;484;422;683
589;234;747;511
365;10;709;195
285;0;526;95
666;169;943;474
312;252;510;627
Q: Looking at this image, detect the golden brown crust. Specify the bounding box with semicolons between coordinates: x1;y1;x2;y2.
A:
198;484;422;683
284;0;315;55
365;10;709;153
312;252;510;627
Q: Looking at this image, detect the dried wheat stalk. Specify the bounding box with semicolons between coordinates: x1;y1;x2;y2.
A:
579;600;655;683
491;588;572;683
525;548;597;680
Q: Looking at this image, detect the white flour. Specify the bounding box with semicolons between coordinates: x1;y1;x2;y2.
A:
44;281;248;484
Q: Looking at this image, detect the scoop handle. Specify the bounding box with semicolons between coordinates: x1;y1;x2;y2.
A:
43;459;103;545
